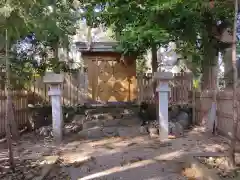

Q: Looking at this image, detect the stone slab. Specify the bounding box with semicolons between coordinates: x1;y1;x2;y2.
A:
43;72;64;84
102;119;120;127
191;152;227;157
153;72;173;80
184;156;221;180
35;156;59;180
78;126;104;139
82;120;103;129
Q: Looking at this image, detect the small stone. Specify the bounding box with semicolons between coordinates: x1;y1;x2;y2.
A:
98;114;105;120
176;111;190;129
39;126;52;137
71;124;83;133
148;127;159;137
169;106;180;119
102;119;120;127
24;172;35;180
63;127;71;135
139;126;148;134
81;165;90;173
72;115;85;124
174;122;184;137
169;121;184;137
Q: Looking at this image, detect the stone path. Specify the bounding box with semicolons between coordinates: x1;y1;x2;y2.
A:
56;127;229;180
0;126;230;180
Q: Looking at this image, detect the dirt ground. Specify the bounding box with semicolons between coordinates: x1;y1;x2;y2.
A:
0;126;232;180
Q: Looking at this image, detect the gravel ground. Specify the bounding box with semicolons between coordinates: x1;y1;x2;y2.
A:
0;126;232;180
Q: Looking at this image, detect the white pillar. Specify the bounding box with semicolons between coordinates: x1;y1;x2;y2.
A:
49;85;63;143
156;82;170;140
154;72;173;141
43;72;64;143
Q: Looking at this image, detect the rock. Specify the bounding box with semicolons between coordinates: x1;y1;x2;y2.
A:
175;122;184;137
148;127;159;137
82;120;103;129
38;126;52;137
149;120;159;129
102;119;120;127
25;172;35;180
176;111;190;129
102;127;118;137
64;124;83;134
169;122;184;137
112;113;123;119
170;118;177;123
71;124;83;133
125;109;133;114
102;113;115;120
97;114;105;120
139;126;148;135
34;156;59;180
169;122;175;134
78;127;104;139
119;118;140;126
63;127;71;135
169;106;180;119
72;115;85;124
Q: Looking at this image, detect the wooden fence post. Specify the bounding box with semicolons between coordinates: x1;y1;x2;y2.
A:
192;88;196;125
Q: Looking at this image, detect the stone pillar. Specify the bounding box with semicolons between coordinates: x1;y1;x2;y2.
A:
49;85;63;142
43;73;64;143
154;72;173;141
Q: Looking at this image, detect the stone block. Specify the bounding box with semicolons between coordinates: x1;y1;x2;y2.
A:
78;127;104;139
139;126;148;135
102;127;119;137
148;127;159;137
72;115;85;124
169;122;184;137
176;111;190;129
119;118;140;126
82;120;103;129
102;119;120;127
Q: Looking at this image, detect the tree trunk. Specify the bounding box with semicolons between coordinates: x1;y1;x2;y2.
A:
53;42;59;60
201;60;218;90
201;38;218;90
151;44;159;122
229;0;238;168
223;47;234;87
87;26;92;50
151;44;158;73
9;98;19;141
5;28;15;171
151;44;158;94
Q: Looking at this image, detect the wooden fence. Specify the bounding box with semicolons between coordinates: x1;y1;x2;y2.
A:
137;72;193;105
195;89;240;139
0;90;28;138
0;70;88;138
7;70;238;139
29;71;88;106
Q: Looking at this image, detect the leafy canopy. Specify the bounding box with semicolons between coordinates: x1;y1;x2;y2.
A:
82;0;234;72
0;0;79;88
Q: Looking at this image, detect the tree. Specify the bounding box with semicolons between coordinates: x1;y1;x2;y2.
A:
0;0;79;170
82;0;234;89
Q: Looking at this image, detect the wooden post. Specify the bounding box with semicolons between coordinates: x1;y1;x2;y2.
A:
192;88;196;125
230;0;238;168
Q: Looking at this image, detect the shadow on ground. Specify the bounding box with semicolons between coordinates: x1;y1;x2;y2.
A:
0;126;232;180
